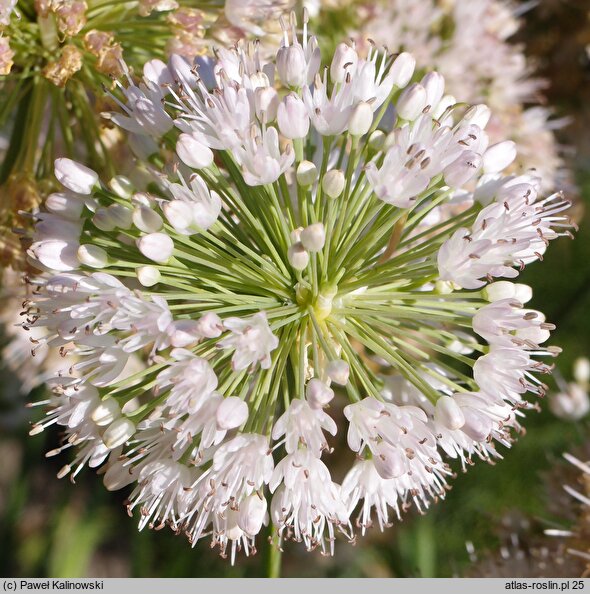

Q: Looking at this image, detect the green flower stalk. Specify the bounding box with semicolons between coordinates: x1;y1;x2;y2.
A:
23;12;573;563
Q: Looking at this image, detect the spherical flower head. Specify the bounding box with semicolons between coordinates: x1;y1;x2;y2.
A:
24;12;572;564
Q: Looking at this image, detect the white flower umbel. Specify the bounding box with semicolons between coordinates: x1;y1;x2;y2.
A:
25;12;572;563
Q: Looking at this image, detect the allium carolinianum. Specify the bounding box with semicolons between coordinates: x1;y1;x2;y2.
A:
24;12;573;562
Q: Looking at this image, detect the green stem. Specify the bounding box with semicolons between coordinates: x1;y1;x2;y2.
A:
267;527;282;578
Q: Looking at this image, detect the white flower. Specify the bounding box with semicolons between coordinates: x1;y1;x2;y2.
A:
163;174;222;233
549;383;590;422
270;448;350;554
365;145;430;208
156;348;218;416
344;398;447;495
342;460;399;534
234;126;295;186
306;378;335;408
127;459;195;530
277;93;310;139
271;398;336;457
473;347;551;405
108;62;173;137
182;434;274;553
438;184;571;289
28;213;82;271
396;83;428;121
366;112;486;207
277;9;320;86
218;312;279;371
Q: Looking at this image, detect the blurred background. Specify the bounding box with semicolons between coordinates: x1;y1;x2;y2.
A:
1;0;590;578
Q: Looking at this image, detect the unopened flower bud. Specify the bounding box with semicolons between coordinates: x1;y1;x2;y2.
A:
396;83;427;121
483;141;517;174
137;265;161;287
461;408;492;442
432;94;457;121
176;133;214;169
435;280;456;295
133;204;163;233
390;52;415;88
107;204;133;229
109;175;134;198
322;169;345;199
255;86;279;122
287;242;309;270
348;101;373;136
300;223;325;252
443;151;482;187
78;244;108;268
163;200;193;232
93;208;116;232
103;418;135;449
103;461;137;491
574;358;590;385
373;442;406;479
483;281;515;302
434;396;465;430
196;312;223;338
137;232;174;263
513;284;533;304
277;94;309;139
421;71;445;110
91;398;121;427
326;360;349;385
216;397;249;430
330;42;358;83
238;494;267;537
368;130;386;151
46;192;84;220
167;319;202;347
277;44;307;87
463;104;491;129
306;378;334;409
54;158;98;194
296;160;318;186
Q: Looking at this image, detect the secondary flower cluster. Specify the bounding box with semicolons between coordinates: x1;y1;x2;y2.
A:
24;13;572;561
306;0;565;192
549;357;590;422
